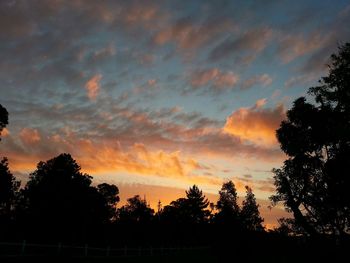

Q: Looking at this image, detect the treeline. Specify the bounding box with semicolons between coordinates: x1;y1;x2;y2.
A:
0;148;264;244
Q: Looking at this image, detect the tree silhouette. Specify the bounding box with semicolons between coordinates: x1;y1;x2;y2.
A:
0;158;20;219
241;186;264;232
161;185;210;224
97;183;120;221
215;181;240;225
185;185;210;223
118;195;154;223
22;153;119;239
271;43;350;236
0;104;8;140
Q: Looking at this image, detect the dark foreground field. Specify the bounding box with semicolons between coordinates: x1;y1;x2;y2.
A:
0;240;347;263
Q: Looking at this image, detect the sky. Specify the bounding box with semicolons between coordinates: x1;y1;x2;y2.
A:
0;0;349;228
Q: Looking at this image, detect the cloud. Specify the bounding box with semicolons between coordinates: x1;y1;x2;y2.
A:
147;79;157;86
277;33;328;63
209;27;273;62
4;127;223;188
85;74;102;101
20;128;41;145
1;128;10;137
189;68;239;92
153;16;233;50
284;73;318;89
139;54;155;65
223;99;285;146
232;175;276;194
241;74;272;90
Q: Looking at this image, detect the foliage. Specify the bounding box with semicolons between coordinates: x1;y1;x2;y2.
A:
118;195;154;223
271;43;350;236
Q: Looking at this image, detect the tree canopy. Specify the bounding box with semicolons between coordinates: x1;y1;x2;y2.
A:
118;195;154;223
161;185;210;224
22;153;120;239
271;43;350;236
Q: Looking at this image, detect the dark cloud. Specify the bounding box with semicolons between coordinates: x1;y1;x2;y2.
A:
153;15;234;50
209;27;273;62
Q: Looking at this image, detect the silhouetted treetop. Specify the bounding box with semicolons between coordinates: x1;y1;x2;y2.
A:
118;195;154;223
97;183;120;221
26;153;92;189
185;185;210;223
309;42;350;111
23;153;120;238
215;181;240;225
241;186;264;232
160;185;210;224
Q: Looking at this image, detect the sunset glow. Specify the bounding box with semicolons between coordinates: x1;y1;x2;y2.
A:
1;0;349;229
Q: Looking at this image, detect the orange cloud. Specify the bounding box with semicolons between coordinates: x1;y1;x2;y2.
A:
85;74;102;101
20;128;41;145
2;128;10;137
224;99;285;146
77;141;223;187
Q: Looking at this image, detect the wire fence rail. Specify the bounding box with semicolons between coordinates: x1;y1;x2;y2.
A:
0;241;210;258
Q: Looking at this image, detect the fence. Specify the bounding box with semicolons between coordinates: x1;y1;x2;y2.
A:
0;241;210;258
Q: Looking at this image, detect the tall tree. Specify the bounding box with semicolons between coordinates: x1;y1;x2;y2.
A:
0;104;8;140
0;158;20;218
271;43;350;236
215;181;240;225
241;186;264;232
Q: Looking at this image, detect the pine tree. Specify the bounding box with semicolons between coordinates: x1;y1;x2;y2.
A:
216;181;240;225
241;186;264;231
185;185;210;223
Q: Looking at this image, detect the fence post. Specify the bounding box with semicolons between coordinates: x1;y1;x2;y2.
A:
150;246;153;256
57;242;62;256
124;245;127;256
21;240;26;255
84;244;88;257
106;246;110;257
